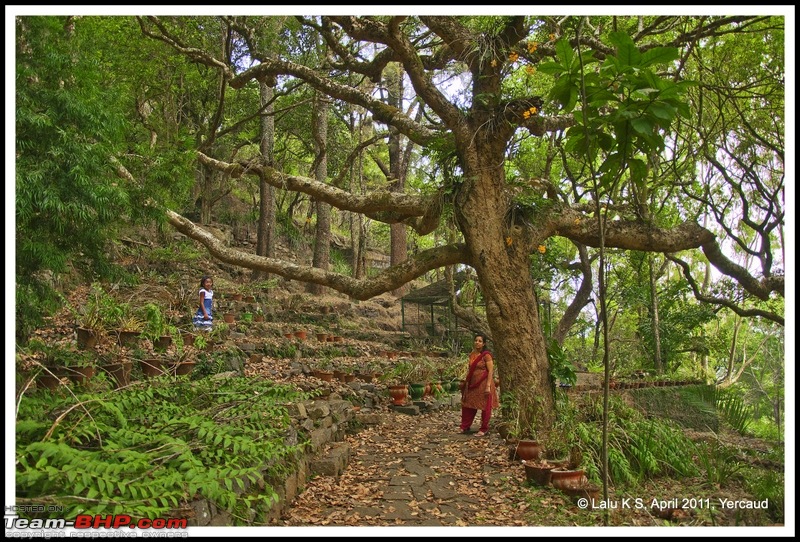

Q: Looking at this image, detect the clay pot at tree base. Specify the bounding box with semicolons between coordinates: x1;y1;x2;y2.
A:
550;468;587;490
523;460;567;487
511;439;544;461
223;314;235;324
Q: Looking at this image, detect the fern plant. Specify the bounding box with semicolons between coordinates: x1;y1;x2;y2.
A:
16;376;310;524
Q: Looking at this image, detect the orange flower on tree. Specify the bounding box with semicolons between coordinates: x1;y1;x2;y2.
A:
537;244;547;254
509;51;519;62
506;236;513;246
523;105;538;119
525;65;537;75
527;41;539;53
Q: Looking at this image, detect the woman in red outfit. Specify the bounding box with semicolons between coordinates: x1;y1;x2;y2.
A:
459;333;499;437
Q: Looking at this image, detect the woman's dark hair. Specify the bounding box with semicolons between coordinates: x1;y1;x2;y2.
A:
200;276;212;288
475;332;489;352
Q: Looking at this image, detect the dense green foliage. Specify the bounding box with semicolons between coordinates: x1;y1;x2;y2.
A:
16;17;132;338
16;376;309;524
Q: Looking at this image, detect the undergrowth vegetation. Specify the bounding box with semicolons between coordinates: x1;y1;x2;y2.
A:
552;389;784;523
16;376;312;524
568;394;700;487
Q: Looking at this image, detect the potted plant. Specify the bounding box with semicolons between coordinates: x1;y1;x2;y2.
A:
116;313;145;347
550;446;587;490
27;340;66;390
192;333;210;352
99;345;133;389
52;345;97;385
209;322;229;345
74;288;110;349
253;305;265;323
142;303;171;351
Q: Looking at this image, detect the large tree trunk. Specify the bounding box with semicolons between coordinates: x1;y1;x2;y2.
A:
309;91;330;295
253;77;276;281
457;145;555;433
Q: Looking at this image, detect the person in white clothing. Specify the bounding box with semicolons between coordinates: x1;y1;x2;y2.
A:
192;276;214;330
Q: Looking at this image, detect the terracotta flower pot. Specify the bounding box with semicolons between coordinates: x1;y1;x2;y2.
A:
153;335;172;351
223;313;235;324
117;330;140;347
550;468;587;490
76;327;99;350
524;462;560;487
389;385;408;405
560;483;601;505
66;365;96;385
102;360;133;389
512;439;544;462
140;358;165;378
294;330;307;341
173;361;196;376
38;369;65;391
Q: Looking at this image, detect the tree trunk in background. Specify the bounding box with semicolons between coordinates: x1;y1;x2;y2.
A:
308;91;330;295
649;254;663;374
199;163;213;225
349;117;367;280
553;244;592;346
253;77;276;281
726;316;741;384
386;63;409;298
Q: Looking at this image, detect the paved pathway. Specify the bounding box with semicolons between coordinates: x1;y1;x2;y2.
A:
278;408;531;527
